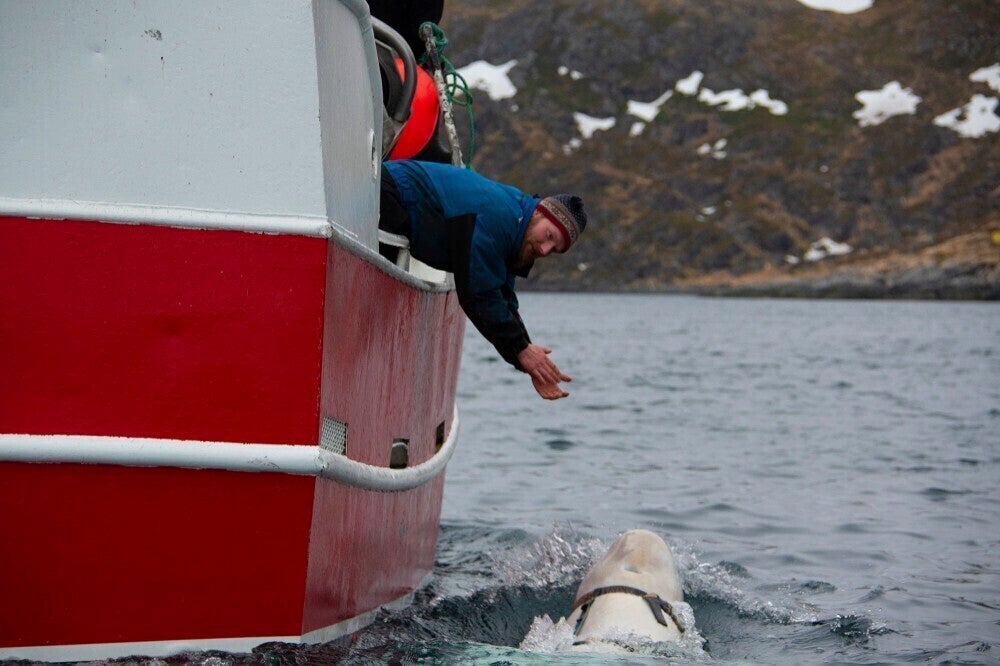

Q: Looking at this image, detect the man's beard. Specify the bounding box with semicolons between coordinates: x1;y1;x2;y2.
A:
510;239;536;272
511;217;540;270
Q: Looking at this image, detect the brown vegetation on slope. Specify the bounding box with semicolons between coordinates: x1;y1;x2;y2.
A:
442;0;1000;298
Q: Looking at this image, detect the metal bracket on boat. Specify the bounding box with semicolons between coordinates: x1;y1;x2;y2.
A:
0;407;459;493
377;229;412;270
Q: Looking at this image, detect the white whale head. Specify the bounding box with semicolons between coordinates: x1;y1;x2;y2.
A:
566;529;686;647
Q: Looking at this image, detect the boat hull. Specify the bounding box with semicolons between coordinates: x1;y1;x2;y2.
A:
0;215;464;658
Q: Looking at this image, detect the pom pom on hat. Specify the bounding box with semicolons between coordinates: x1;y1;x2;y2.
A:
537;195;588;250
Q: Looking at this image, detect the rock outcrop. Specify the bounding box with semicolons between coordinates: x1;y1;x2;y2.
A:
436;0;999;298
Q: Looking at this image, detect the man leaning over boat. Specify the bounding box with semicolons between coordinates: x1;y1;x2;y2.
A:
379;159;589;401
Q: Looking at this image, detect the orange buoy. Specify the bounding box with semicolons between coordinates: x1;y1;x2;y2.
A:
389;59;440;160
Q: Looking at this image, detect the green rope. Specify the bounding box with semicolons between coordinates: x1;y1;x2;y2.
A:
419;21;476;167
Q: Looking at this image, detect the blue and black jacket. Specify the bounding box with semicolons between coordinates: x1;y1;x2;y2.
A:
382;160;540;369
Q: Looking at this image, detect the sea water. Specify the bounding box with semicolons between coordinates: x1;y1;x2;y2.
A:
159;294;1000;664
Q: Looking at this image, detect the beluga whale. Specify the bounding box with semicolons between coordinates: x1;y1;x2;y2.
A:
566;529;691;652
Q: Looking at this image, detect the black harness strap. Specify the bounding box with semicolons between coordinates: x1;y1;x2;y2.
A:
571;585;686;638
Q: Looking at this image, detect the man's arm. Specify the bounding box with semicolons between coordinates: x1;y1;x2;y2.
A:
463;288;570;400
462;284;529;366
448;214;571;399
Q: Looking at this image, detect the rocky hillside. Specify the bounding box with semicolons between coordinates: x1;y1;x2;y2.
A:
437;0;999;297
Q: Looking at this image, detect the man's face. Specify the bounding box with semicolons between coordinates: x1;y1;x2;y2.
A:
516;212;568;267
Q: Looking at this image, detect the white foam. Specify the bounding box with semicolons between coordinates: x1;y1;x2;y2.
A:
494;526;605;588
518;615;576;652
456;59;518;100
852;81;921;127
519;612;706;658
795;0;873;12
629;121;647;137
970;63;1000;92
676;71;704;96
933;94;1000;138
672;542;816;625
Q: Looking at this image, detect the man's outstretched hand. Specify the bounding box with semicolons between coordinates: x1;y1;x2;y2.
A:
517;344;571;400
531;374;569;400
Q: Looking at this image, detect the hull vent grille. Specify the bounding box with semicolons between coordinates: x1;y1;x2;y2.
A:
320;417;348;455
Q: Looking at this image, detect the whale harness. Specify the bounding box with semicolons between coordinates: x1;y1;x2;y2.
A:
571;584;686;640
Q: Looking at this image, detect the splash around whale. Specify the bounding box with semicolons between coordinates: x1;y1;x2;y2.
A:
520;529;705;656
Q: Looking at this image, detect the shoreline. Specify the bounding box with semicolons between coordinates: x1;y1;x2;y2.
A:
526;231;1000;300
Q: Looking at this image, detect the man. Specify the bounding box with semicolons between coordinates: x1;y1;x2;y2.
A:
379;159;588;400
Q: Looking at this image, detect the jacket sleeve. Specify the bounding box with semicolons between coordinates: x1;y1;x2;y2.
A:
448;214;531;369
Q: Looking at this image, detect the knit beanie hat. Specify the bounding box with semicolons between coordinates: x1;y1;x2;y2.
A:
537;195;588;250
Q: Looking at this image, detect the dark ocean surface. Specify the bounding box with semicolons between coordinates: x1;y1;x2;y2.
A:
356;294;998;664
124;294;1000;664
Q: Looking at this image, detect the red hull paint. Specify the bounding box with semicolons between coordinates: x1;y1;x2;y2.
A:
303;475;447;632
0;217;464;652
319;243;464;468
0;216;327;445
0;462;315;647
302;244;464;632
